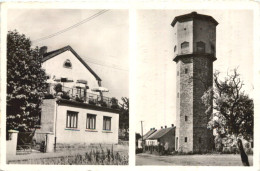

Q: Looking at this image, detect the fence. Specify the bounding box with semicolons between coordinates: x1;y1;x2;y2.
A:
46;83;118;109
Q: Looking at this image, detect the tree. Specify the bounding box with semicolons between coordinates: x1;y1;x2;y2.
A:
202;69;253;145
7;30;47;132
119;97;129;130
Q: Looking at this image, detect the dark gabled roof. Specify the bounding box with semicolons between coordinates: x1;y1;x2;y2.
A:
148;127;175;140
171;11;218;27
139;129;157;141
42;45;102;81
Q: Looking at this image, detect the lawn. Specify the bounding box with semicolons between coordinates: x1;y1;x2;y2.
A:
8;144;128;165
136;153;253;166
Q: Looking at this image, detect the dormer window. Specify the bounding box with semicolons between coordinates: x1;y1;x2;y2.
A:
64;59;72;69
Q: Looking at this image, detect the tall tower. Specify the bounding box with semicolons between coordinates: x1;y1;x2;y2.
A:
171;12;218;152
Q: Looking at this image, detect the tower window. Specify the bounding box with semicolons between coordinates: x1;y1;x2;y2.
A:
185;137;187;142
196;41;205;53
185;116;188;121
211;44;215;54
185;68;188;74
177;71;179;76
174;45;177;52
64;59;72;68
181;42;189;54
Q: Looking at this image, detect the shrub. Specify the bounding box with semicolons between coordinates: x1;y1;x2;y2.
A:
75;96;84;103
54;83;62;93
44;93;54;99
61;91;70;100
89;100;96;105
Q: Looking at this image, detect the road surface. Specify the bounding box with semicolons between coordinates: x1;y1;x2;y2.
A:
136;153;253;166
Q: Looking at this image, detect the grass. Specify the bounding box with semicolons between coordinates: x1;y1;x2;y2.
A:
10;145;128;165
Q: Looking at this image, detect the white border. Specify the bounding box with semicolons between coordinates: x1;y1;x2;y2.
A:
1;1;260;171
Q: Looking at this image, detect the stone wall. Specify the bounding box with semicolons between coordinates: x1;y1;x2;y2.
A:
193;56;214;151
177;56;194;152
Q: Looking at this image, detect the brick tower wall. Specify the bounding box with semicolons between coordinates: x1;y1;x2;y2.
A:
193;56;214;152
177;56;194;152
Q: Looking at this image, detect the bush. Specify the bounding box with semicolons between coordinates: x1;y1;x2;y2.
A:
44;93;54;99
89;100;96;105
54;83;62;93
136;148;143;154
75;97;84;103
61;91;70;100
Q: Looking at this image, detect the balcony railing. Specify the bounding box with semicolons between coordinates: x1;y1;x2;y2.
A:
44;83;119;109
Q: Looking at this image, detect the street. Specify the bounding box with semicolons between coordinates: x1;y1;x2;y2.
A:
136;153;253;166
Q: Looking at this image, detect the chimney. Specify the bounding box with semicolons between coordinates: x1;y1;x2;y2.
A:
40;46;48;56
165;125;167;128
171;124;174;127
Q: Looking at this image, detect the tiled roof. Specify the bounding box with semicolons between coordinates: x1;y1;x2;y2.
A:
148;127;175;140
171;11;218;27
139;129;157;141
42;45;102;81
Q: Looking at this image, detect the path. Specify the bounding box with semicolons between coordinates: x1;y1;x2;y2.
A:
136;153;253;166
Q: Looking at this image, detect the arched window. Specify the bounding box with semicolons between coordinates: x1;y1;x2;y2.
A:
174;45;177;52
63;59;72;68
181;41;189;54
196;41;205;53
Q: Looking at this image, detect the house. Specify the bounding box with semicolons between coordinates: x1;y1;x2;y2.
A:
137;128;157;149
35;45;120;148
143;125;175;154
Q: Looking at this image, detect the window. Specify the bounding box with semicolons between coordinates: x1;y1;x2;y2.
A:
86;114;96;129
185;68;188;74
174;45;177;52
103;116;112;131
177;71;179;76
185;116;188;121
211;44;215;54
184;28;186;30
199;137;201;144
196;41;205;53
66;111;78;128
177;92;179;98
181;42;189;54
185;137;188;142
63;59;72;68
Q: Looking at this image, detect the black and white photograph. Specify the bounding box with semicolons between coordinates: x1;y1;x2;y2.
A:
135;10;255;166
1;1;260;171
4;8;129;165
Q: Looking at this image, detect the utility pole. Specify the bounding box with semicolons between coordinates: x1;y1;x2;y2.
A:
141;121;144;148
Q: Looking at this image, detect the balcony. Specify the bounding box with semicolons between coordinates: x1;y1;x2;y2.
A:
44;83;119;109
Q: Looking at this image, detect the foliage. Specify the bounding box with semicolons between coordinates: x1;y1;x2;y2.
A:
201;68;254;144
54;83;62;93
111;97;119;109
10;146;128;165
61;91;70;100
7;30;47;132
119;97;129;130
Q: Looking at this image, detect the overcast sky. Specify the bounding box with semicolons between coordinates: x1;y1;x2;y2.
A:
7;9;129;102
135;10;254;134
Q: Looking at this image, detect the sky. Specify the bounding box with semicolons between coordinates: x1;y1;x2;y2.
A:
7;9;129;102
135;10;254;134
